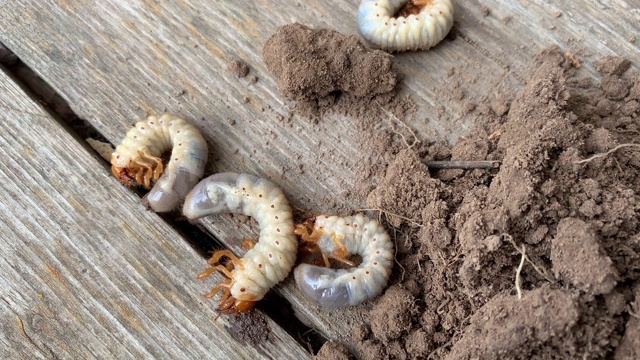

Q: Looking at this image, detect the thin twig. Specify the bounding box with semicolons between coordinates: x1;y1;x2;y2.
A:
504;234;555;283
515;245;526;300
376;101;419;150
392;227;406;282
425;160;501;169
573;143;640;164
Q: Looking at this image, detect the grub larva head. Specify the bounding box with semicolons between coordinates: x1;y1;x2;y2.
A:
218;296;257;314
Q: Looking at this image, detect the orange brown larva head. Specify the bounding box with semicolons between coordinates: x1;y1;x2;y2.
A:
221;299;257;314
218;294;258;315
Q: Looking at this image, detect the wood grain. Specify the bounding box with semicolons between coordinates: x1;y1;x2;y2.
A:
0;0;638;352
0;68;309;359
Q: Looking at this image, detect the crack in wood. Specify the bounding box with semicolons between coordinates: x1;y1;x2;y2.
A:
0;47;323;355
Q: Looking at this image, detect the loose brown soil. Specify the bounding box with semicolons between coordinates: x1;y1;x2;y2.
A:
227;59;250;78
263;23;397;118
263;24;640;359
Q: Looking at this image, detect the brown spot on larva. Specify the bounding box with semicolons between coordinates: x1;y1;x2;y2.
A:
276;228;281;232
271;204;275;208
276;241;280;245
240;288;246;292
178;143;182;146
376;250;380;254
242;187;246;191
275;216;279;219
352;276;356;280
374;262;378;266
258;264;263;268
268;253;273;258
140;126;145;130
373;238;377;242
259;194;263;198
354;224;358;228
366;271;370;274
174;158;178;161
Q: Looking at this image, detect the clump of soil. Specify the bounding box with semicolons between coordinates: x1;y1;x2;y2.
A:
225;310;271;347
263;22;640;358
366;149;443;228
227;59;250;78
615;285;640;359
262;23;397;104
448;285;579;359
349;47;640;359
551;217;619;295
315;340;354;360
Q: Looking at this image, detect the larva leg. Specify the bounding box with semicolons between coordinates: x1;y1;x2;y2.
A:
241;238;256;250
197;266;217;279
204;279;231;299
295;221;332;267
218;296;237;311
328;234;355;267
208;250;244;270
197;264;235;280
130;157;156;188
294;219;323;243
139;149;164;182
214;264;234;279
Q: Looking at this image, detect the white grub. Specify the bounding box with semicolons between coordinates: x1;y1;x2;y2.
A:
183;173;297;314
357;0;454;52
111;114;207;212
294;214;394;307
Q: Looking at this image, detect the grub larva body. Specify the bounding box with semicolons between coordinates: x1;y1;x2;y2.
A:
357;0;454;52
111;114;208;212
183;172;297;313
294;214;394;307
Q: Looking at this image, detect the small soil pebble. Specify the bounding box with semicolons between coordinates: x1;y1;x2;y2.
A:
227;59;250;78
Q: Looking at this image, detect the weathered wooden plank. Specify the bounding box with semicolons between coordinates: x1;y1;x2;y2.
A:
0;0;638;351
0;68;310;359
